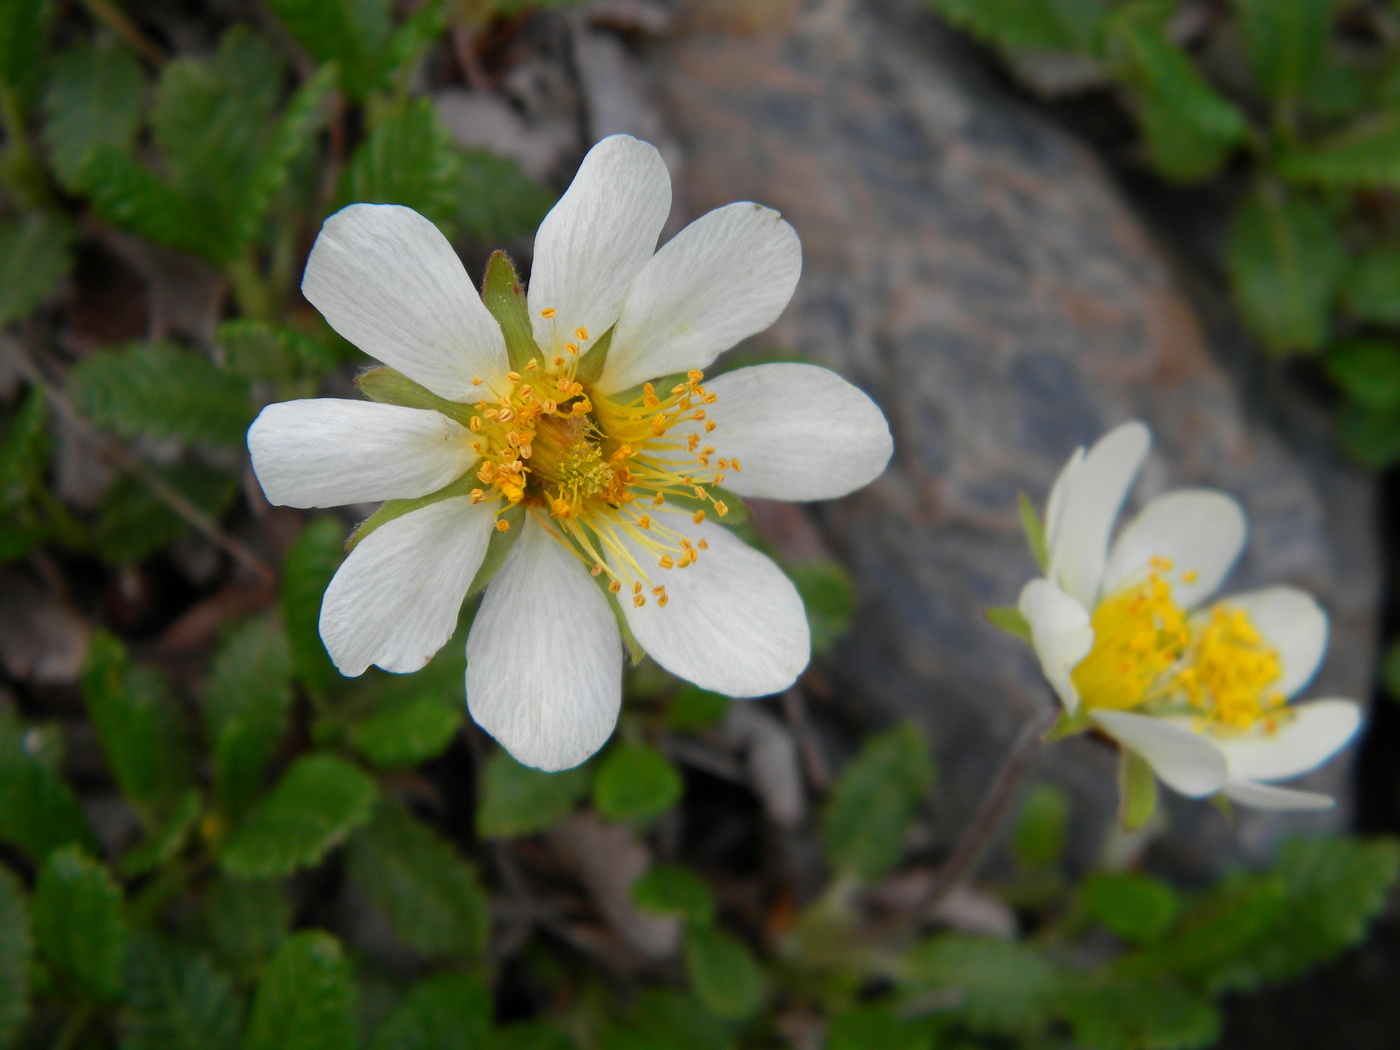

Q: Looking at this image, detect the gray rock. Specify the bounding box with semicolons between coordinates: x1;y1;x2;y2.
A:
621;0;1378;873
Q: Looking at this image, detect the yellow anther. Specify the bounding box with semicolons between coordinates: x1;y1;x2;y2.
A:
470;488;485;502
472;376;483;385
656;594;669;607
633;595;646;607
652;494;664;507
693;510;706;524
632;582;642;595
693;410;706;421
704;420;717;433
1182;569;1199;583
591;564;603;576
542;399;557;414
554;356;565;367
495;519;511;532
697;538;709;550
730;459;742;472
469;416;482;432
540;307;557;318
575;327;588;340
526;359;539;371
507;371;522;382
659;555;675;569
671;383;688;395
713;501;729;516
608;580;622;593
687;370;704;382
518;384;532;397
638;516;651;529
652;585;666;596
565;343;578;355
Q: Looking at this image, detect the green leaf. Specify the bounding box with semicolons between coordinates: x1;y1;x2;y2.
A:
1233;0;1330;101
900;934;1058;1036
828;1005;933;1050
1059;979;1218;1050
455;150;557;243
68;341;253;447
1279;114;1400;189
201;877;292;977
81;632;194;828
1119;746;1158;832
0;387;50;508
1343;247;1400;326
664;685;731;731
280;517;345;693
787;557;857;655
683;926;763;1021
1335;402;1400;469
43;38;145;191
0;708;93;860
83;146;225;261
337;99;459;230
477;749;590;838
264;0;392;101
481;250;542;371
1326;339;1400;410
1079;872;1179;945
121;934;245;1050
32;846;129;1003
0;865;31;1048
1011;782;1068;871
626;990;734;1050
119;788;201;877
0;0;49;107
0;213;72;325
219;754;378;877
631;864;716;926
1226;191;1345;353
347;695;460;769
216;320;338;383
344;797;489;958
370;972;491;1050
822;722;933;879
1018;490;1049;569
985;605;1032;642
244;931;357;1050
93;462;238;564
926;0;1103;50
493;1023;576;1050
206;617;295;820
593;743;684;824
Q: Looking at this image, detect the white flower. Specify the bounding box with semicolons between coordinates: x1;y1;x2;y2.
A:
1017;421;1361;811
248;134;893;771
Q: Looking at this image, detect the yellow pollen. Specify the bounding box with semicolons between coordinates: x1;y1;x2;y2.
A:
495;519;510;532
575;327;588;340
1072;571;1188;713
608;580;622;593
540;307;557;318
697;538;709;550
713;501;729;516
693;510;706;524
507;371;522;382
1182;569;1199;583
705;421;717;433
472;376;483;385
659;555;674;569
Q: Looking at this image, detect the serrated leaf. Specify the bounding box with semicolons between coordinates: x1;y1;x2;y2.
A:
201;877;292;977
631;864;716;926
1279;114;1400;189
370;972;491;1050
338;99;459;229
455;149;557;243
219;754;378;877
93;461;239;564
1227;191;1345;353
216;319;338;383
683;926;763;1021
926;0;1100;50
82;632;194;828
1080;872;1179;945
0;865;31;1048
43;38;145;191
822;722;933;879
1326;339;1400;410
901;934;1058;1036
0;709;94;860
83;147;225;261
244;931;357;1050
206;617;295;820
32;846;129;1003
121;934;245;1050
68;341;253;447
264;0;392;101
828;1005;933;1050
280;517;345;692
1059;979;1218;1050
347;695;460;768
0;387;50;508
481;250;541;371
0;213;71;325
0;0;49;106
345;797;489;958
1011;782;1068;870
1343;249;1400;326
786;557;856;655
476;749;590;838
593;743;683;824
1234;0;1330;102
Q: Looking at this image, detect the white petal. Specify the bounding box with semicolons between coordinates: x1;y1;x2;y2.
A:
661;363;891;501
1044;446;1084;555
1091;709;1228;798
319;496;495;676
1221;780;1335;811
1102;490;1246;609
1214;699;1361;783
619;518;809;697
1218;586;1328;698
466;516;622;771
597;203;802;394
248;400;475;508
1047;421;1150;608
1017;578;1093;714
302;204;508;401
527;135;671;354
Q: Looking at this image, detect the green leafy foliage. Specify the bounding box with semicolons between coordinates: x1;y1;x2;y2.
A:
201;878;292;977
347;695;461;768
828;1005;933;1050
664;685;731;731
1079;872;1179;946
119;789;201;877
787;557;857;655
43;38;145;190
67;342;253;447
0;707;93;860
1059;979;1219;1050
219;754;378;877
243;931;357;1050
338;99;459;229
369;972;492;1050
1344;248;1400;326
683;926;764;1021
901;934;1059;1036
121;934;245;1050
0;0;49;106
477;750;590;838
456;150;557;243
1012;782;1069;870
1280;116;1400;189
0;865;31;1048
263;0;395;102
1234;0;1330;102
345;798;489;958
1226;191;1345;354
0;213;71;325
81;632;194;828
280;517;345;693
632;864;716;926
926;0;1103;50
1325;339;1400;409
822;722;933;879
32;846;129;1003
93;462;239;563
593;743;684;824
216;319;338;383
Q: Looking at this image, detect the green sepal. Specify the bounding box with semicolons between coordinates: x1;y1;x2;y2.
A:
354;366;474;426
346;473;481;551
985;606;1031;642
1044;708;1092;742
588;566;646;665
574;326;612;385
466;504;525;595
1019;490;1049;570
1118;748;1158;833
1210;792;1235;826
662;484;751;527
480;251;541;372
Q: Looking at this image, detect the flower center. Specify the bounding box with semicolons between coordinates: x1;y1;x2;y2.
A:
465;314;736;607
1070;557;1285;733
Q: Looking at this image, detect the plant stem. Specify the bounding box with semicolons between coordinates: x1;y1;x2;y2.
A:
79;0;165;66
919;702;1060;915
